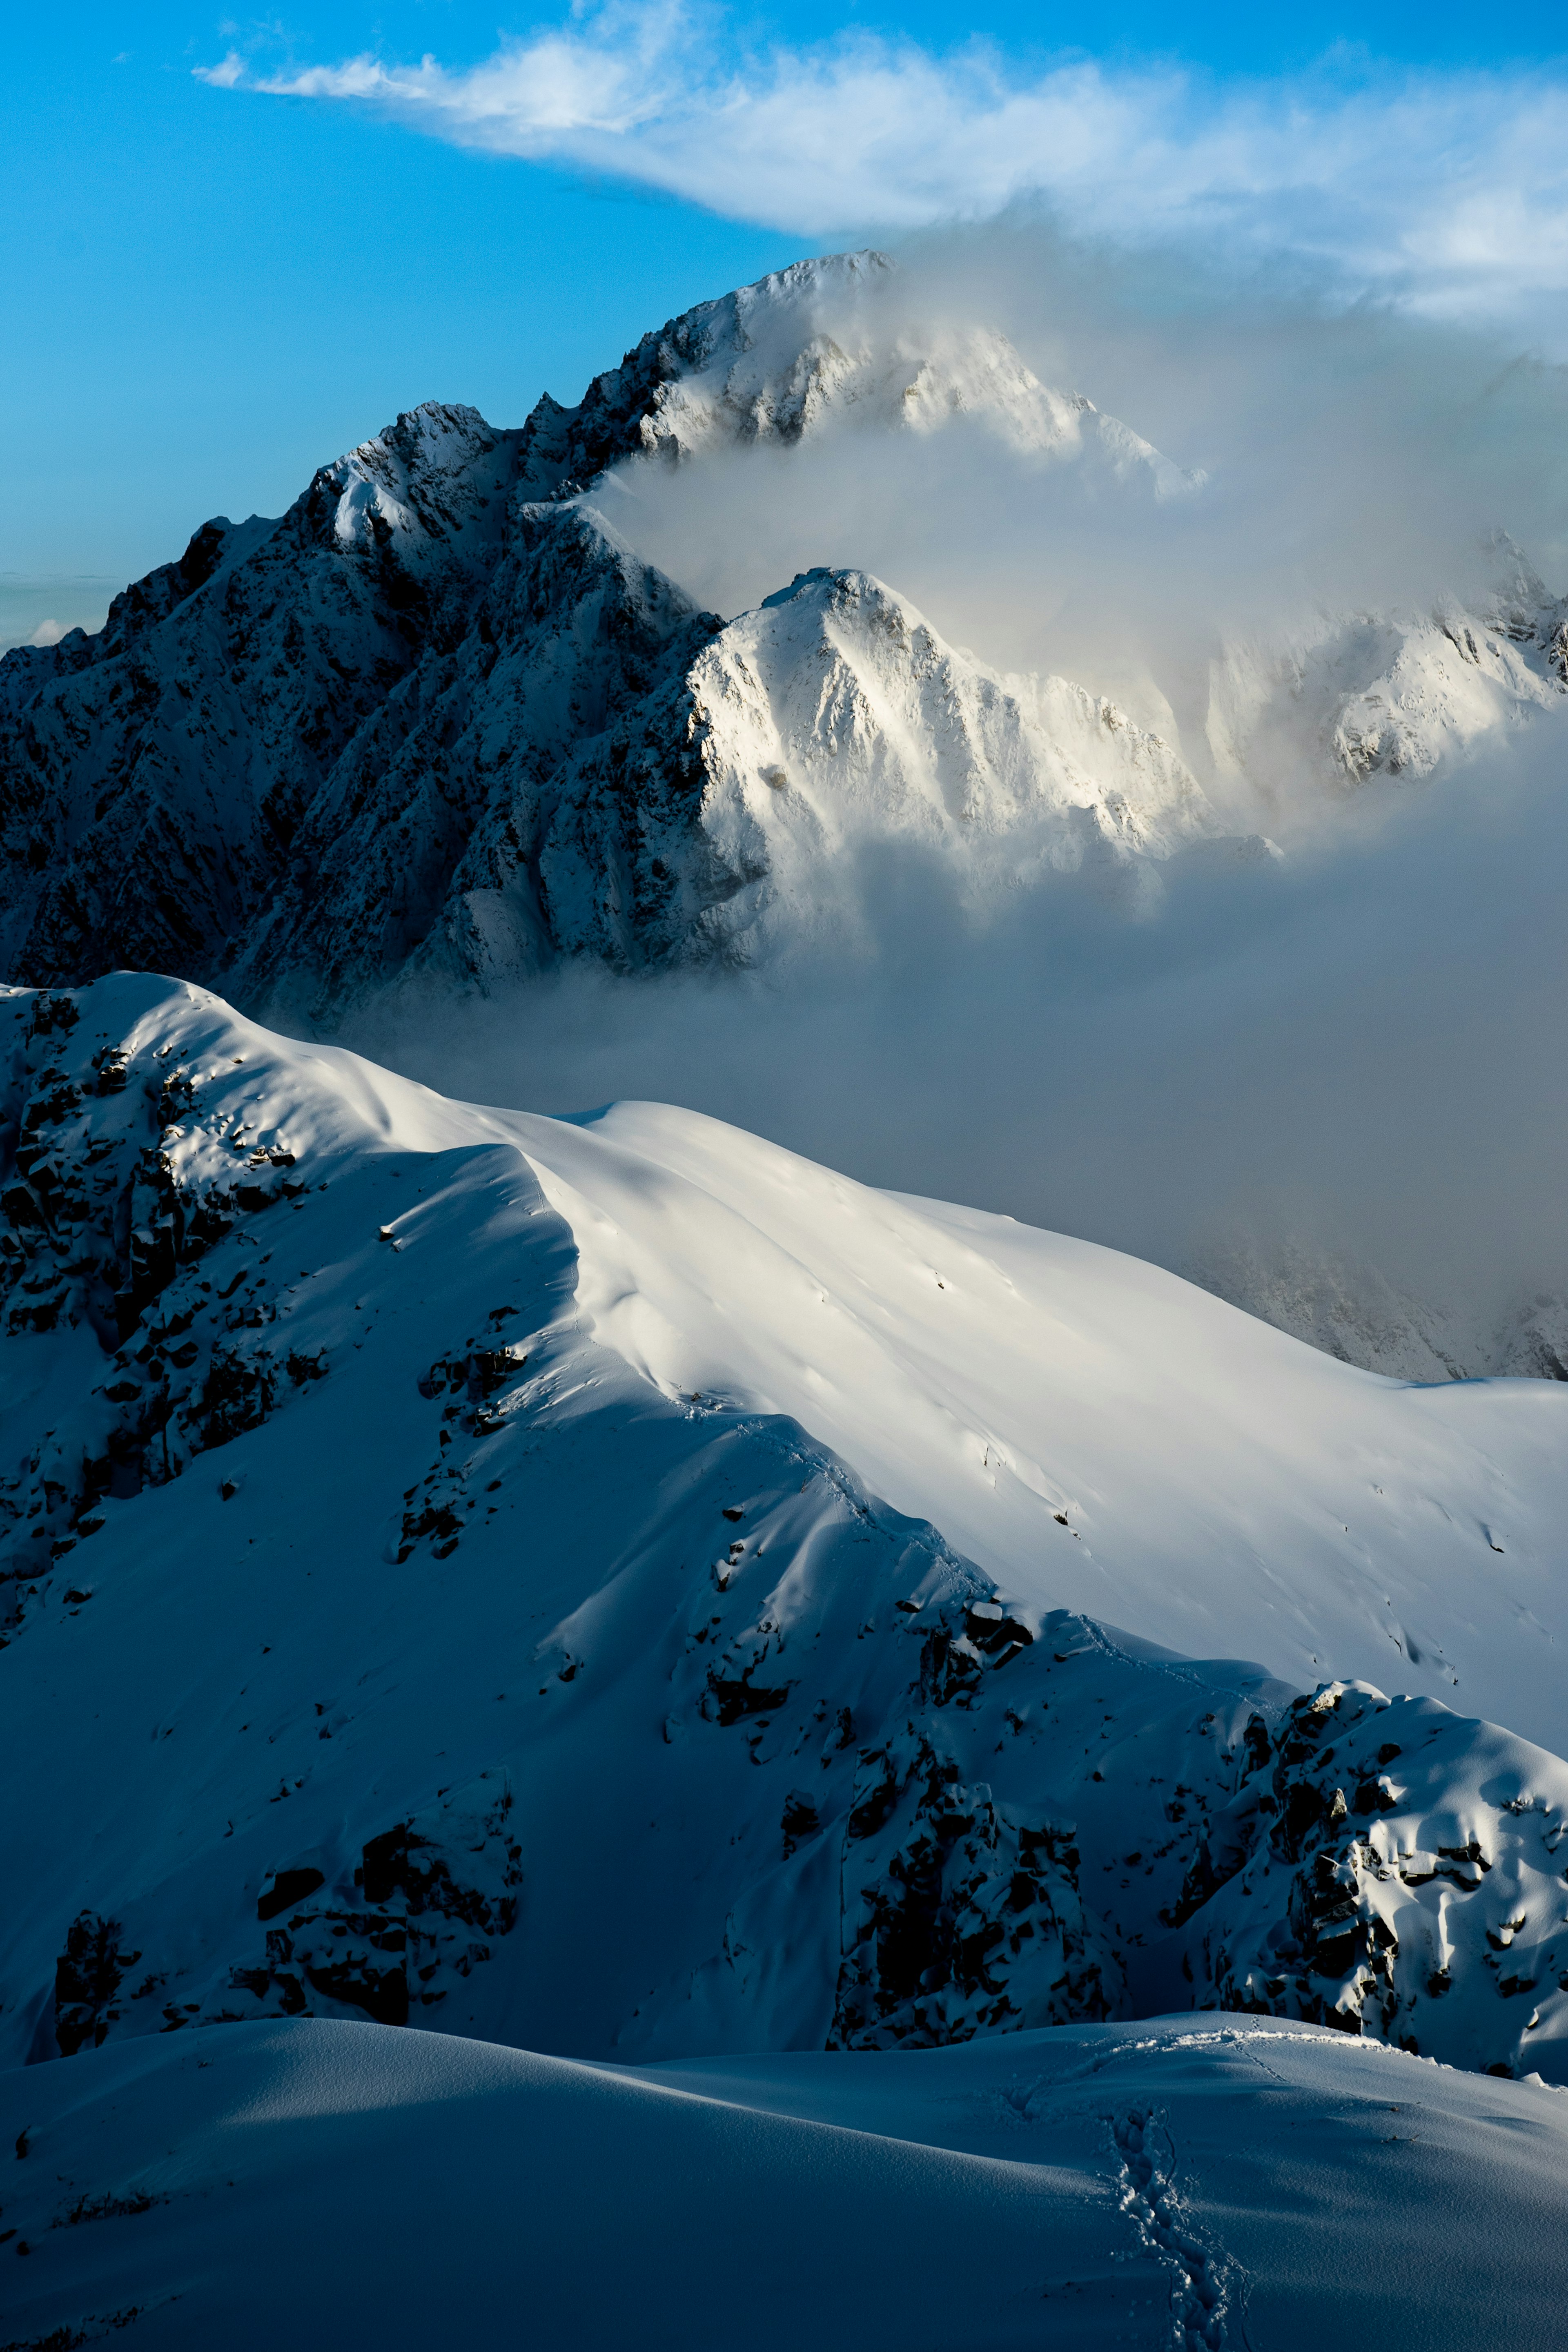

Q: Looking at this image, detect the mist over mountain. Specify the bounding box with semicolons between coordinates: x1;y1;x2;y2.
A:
3;242;1564;1377
5;231;1568;2348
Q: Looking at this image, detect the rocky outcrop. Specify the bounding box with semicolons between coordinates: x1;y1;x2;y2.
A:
0;986;328;1602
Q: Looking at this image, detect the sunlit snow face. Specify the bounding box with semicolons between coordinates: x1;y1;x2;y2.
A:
596;228;1568;804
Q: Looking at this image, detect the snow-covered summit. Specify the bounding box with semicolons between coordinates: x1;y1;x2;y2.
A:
417;550;1218;986
528;250;1202;497
310;399;527;574
1209;531;1568;790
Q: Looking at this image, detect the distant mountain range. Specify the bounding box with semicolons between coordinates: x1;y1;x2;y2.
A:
4;252;1561;1018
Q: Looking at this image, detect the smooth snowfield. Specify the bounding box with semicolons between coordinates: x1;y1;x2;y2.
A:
4;2015;1568;2349
521;1099;1568;1738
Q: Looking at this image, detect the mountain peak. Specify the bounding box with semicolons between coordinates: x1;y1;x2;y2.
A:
516;248;1198;497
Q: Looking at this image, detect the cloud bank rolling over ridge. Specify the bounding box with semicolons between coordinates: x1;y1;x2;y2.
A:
174;9;1568;1360
198;0;1568;337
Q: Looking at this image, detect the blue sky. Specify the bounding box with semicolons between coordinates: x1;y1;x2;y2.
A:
7;2;1568;584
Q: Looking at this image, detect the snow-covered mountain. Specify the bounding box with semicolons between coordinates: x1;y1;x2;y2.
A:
0;249;1414;1021
8;247;1568;2346
4;250;1563;1022
0;480;1215;1012
1207;533;1568;794
5;974;1568;2108
0;488;1218;1010
550;249;1204;496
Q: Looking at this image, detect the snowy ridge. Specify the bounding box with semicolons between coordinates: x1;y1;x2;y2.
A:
563;250;1202;496
1208;533;1568;791
4;976;1568;2096
2;252;1562;1015
7;2016;1568;2350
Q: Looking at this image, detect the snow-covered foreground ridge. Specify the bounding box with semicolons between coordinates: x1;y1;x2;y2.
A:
6;2018;1568;2351
5;974;1568;2093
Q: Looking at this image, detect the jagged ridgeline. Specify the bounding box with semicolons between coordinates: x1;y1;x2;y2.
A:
5;975;1568;2082
10;250;1560;1014
0;255;1217;1009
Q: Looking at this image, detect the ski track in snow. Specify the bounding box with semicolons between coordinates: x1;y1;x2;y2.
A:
4;2016;1568;2348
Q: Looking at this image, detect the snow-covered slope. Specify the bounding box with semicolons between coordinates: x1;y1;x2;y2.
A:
7;2015;1568;2351
1208;535;1568;794
5;976;1568;2091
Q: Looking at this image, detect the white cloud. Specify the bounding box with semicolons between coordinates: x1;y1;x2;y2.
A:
193;49;247;91
196;4;1568;333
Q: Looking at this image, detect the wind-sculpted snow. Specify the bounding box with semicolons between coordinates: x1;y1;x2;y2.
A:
3;976;1568;2098
7;2017;1568;2350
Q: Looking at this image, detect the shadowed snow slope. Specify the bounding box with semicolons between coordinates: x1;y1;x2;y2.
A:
6;975;1568;2092
4;2017;1568;2350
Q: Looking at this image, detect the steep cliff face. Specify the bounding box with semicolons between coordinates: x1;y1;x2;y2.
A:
225;500;727;1002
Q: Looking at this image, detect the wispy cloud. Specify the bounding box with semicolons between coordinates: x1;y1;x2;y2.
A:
196;3;1568;332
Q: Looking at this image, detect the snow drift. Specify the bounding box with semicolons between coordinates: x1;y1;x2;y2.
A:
5;2015;1568;2351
